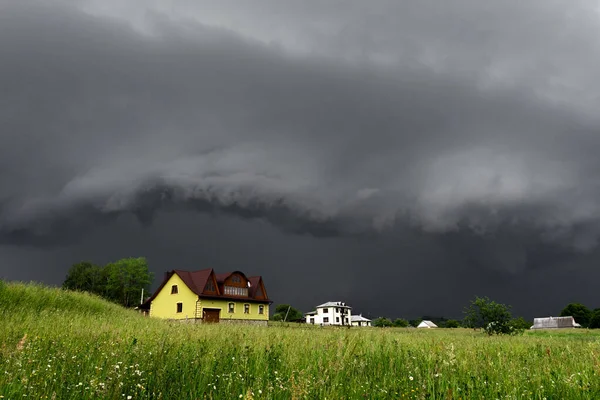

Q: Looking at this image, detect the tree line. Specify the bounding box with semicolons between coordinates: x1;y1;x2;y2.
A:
62;257;153;308
559;302;600;328
372;297;600;334
274;296;599;335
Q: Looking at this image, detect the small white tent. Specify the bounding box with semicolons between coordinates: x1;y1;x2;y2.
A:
417;320;438;328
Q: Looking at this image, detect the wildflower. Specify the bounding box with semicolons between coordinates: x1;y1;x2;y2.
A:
409;376;414;381
239;395;243;398
127;396;132;399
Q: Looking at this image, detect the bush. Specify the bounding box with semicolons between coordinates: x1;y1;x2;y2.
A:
409;319;422;327
445;319;461;328
393;318;409;327
510;317;531;331
372;317;393;327
589;309;600;329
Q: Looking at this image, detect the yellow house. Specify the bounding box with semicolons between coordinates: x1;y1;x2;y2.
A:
140;269;271;325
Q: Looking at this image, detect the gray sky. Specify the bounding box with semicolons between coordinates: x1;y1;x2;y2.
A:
1;0;600;319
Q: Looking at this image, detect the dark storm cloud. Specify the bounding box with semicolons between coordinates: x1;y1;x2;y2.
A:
3;0;600;318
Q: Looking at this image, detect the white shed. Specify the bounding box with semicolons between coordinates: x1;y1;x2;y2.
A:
530;316;581;329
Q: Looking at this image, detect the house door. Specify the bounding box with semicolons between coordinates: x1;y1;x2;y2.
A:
203;308;220;323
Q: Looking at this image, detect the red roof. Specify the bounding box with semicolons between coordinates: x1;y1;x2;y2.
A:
248;276;261;297
172;268;212;295
215;273;230;283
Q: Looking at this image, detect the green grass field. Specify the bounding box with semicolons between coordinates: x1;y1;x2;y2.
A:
1;281;600;399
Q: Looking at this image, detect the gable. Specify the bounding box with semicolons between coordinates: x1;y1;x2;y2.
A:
159;273;195;298
223;272;249;288
254;285;264;299
253;278;267;300
152;273;197;307
202;271;219;295
248;276;268;301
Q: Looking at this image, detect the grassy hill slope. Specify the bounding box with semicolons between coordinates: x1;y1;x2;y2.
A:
1;281;600;399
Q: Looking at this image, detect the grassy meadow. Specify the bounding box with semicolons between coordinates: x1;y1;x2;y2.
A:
1;281;600;399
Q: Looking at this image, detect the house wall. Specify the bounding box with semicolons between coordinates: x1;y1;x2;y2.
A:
200;299;269;322
150;273;199;319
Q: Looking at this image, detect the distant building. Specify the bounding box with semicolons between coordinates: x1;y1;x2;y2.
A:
530;316;581;329
417;320;438;328
305;301;352;326
350;314;372;327
139;269;271;325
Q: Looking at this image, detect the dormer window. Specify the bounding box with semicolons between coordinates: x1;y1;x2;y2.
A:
171;285;178;294
231;275;241;283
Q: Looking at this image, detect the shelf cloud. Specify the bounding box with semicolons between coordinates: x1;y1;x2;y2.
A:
2;0;600;317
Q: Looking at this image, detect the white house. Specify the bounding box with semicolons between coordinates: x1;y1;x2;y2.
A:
417;320;438;328
305;301;352;326
530;316;581;329
350;314;372;327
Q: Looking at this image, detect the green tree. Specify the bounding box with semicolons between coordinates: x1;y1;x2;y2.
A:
393;318;409;327
560;303;591;328
104;257;153;307
588;309;600;329
409;319;422;328
272;304;303;321
62;261;105;294
445;319;461;328
372;317;393;327
463;296;516;335
510;316;531;331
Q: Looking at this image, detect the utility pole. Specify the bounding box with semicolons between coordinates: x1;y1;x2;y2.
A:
140;288;144;305
284;305;291;322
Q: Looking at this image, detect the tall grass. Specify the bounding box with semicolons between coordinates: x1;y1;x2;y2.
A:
1;281;600;399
